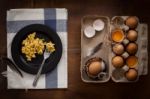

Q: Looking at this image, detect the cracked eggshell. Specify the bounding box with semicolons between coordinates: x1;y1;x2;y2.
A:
84;26;96;38
93;19;105;31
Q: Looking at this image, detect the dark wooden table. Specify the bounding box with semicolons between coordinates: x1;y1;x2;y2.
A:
0;0;150;99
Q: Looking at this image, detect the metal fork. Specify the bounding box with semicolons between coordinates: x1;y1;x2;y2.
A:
33;49;51;87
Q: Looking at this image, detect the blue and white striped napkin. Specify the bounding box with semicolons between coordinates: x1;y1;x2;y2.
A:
6;8;68;89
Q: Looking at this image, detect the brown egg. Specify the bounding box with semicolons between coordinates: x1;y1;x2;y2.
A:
125;16;138;29
127;30;138;41
113;44;124;55
126;56;138;68
112;56;124;68
125;68;138;81
126;43;138;55
88;61;102;76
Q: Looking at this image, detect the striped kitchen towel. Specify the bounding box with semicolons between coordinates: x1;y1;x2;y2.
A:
7;8;68;89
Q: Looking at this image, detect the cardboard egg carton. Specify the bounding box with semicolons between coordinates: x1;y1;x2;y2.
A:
80;15;148;83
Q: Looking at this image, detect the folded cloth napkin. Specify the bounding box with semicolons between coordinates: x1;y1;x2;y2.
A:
7;8;68;89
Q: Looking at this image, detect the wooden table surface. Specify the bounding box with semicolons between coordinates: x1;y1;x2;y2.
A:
0;0;150;99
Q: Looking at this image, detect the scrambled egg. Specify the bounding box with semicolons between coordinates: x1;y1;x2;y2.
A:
21;32;55;61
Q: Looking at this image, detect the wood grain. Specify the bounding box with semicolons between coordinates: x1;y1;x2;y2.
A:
0;0;150;99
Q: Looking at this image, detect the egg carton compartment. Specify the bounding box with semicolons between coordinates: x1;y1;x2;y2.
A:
110;16;140;82
110;16;148;82
81;15;111;83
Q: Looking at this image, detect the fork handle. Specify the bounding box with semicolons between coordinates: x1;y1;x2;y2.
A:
33;59;46;87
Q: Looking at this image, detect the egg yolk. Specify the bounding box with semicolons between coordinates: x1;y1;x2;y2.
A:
126;56;138;68
112;30;124;42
